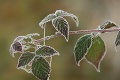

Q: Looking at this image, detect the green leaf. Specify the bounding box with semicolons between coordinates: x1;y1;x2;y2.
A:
115;31;120;46
55;10;79;27
32;56;50;80
74;34;92;66
99;20;118;30
36;45;59;57
85;36;106;72
17;52;35;68
52;16;69;42
39;14;57;29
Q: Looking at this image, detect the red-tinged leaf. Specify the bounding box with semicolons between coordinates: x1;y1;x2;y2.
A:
85;36;106;72
99;20;118;30
52;16;69;42
36;45;59;57
13;42;22;52
9;42;23;57
74;34;92;66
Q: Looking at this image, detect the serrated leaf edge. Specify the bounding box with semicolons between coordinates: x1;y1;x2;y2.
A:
18;66;32;73
52;16;69;42
17;52;35;69
99;20;120;30
115;31;120;47
85;38;107;72
73;34;93;66
31;57;50;80
35;45;60;58
114;31;120;52
9;42;23;57
55;10;79;27
39;13;57;29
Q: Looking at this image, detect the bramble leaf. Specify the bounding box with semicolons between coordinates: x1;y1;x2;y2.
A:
36;45;59;57
39;14;57;29
85;36;106;72
115;31;120;46
13;36;26;42
12;42;22;51
74;34;92;66
55;10;79;27
52;16;69;42
26;33;40;37
10;42;22;57
17;52;35;68
99;20;118;30
32;56;50;80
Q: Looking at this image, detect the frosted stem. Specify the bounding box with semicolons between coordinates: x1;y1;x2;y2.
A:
44;27;46;45
37;28;120;43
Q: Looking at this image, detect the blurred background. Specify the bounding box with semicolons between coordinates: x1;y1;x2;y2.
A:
0;0;120;80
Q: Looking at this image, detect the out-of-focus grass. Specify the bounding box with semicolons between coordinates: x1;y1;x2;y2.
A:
0;0;120;80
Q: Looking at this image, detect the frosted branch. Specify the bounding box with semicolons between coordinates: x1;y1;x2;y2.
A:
37;28;120;43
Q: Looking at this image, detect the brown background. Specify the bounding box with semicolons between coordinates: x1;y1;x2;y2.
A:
0;0;120;80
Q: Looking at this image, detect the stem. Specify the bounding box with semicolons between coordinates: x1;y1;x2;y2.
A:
44;27;46;45
37;28;120;43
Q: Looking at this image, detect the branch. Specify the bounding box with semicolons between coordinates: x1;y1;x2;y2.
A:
37;28;120;43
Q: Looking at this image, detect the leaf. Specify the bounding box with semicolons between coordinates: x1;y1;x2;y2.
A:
99;20;118;30
52;16;69;42
85;36;106;72
74;34;92;66
12;42;22;52
17;52;35;68
9;36;27;57
39;13;57;29
13;36;26;42
32;56;50;80
10;42;22;57
36;45;59;57
115;31;120;46
9;44;15;57
55;10;79;27
26;33;40;37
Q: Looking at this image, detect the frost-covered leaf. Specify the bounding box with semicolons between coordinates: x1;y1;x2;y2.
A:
26;33;40;37
13;36;26;42
36;45;59;57
39;13;57;28
10;36;26;57
9;44;14;57
22;43;36;52
18;52;35;68
52;16;69;42
85;36;106;72
9;42;22;57
32;56;50;80
12;42;22;52
10;42;22;54
115;31;120;46
99;20;118;30
74;34;92;66
55;10;79;27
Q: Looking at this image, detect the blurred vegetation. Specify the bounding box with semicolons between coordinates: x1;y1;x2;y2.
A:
0;0;120;80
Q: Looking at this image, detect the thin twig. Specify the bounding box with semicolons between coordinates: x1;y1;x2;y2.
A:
37;28;120;43
44;27;46;45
